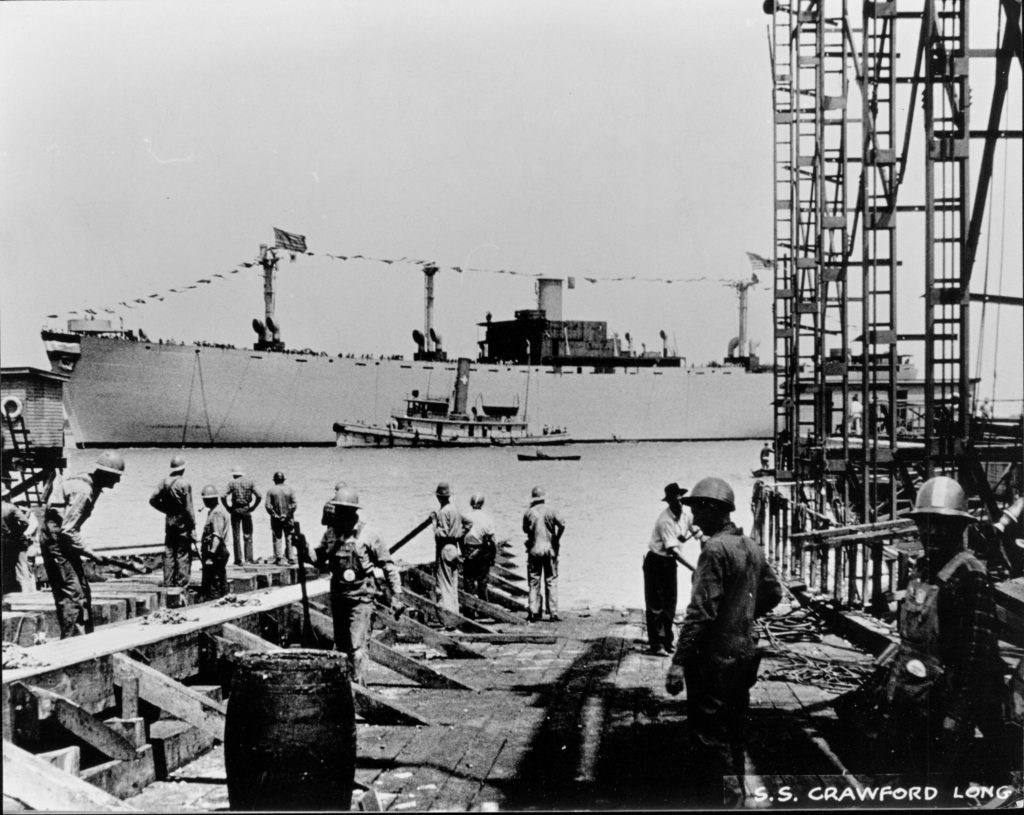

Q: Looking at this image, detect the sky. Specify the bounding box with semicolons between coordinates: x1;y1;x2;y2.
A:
1;1;1021;406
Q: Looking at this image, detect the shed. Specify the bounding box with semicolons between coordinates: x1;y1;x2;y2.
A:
1;367;68;451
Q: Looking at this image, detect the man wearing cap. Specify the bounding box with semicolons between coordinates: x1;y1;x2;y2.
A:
432;482;470;618
665;476;782;803
309;486;405;684
643;482;695;655
880;476;1009;783
223;466;261;565
2;491;38;594
149;455;197;587
523;486;566;622
462;493;497;607
265;471;298;565
40;451;125;638
199;485;230;601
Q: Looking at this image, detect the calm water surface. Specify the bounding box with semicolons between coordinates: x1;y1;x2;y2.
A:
67;441;767;609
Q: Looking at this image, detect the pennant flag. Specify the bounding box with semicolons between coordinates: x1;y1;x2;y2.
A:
381;259;394;264
149;293;160;298
85;308;97;315
230;269;240;274
274;227;307;253
585;277;597;284
567;277;575;289
241;262;254;268
135;299;147;304
68;310;78;315
47;313;59;318
213;273;225;278
197;278;211;284
746;252;774;271
104;309;116;314
452;266;463;273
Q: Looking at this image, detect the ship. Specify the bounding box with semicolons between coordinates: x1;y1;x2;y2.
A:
41;248;776;447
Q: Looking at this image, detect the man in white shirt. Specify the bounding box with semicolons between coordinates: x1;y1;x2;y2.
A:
643;482;694;655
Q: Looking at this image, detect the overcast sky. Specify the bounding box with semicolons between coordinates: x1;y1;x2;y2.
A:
2;1;1020;405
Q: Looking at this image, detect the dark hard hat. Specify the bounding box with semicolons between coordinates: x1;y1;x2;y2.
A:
331;486;360;508
470;492;485;508
680;477;735;512
273;471;285;484
662;482;688;503
435;482;451;498
905;476;973;520
95;451;126;477
169;455;186;473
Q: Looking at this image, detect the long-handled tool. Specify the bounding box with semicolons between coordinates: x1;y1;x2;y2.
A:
388;516;433;555
292;523;327;648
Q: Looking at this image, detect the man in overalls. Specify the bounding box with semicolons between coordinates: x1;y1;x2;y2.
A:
199;484;230;601
891;476;1009;784
309;486;405;683
149;455;196;587
40;451;125;638
432;482;469;619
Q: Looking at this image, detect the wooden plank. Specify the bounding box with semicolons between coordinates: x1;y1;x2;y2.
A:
398;587;495;634
79;745;157;800
119;676;139;720
369;603;487;660
21;684;139;760
484;572;528;598
450;633;556;644
490;564;524;582
407;568;524;625
352;685;434;727
218;622;282;652
37;745;81;776
366;636;477;691
2;740;138;812
110;654;226;742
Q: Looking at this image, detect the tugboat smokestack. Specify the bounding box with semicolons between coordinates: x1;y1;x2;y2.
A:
423;264;439;353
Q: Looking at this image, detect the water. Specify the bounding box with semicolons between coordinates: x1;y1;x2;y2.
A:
66;440;767;610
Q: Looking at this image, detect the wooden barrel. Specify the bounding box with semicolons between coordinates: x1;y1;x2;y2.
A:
224;650;356;811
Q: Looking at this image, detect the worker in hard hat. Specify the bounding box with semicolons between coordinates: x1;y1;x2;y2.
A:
39;451;125;638
884;476;1011;783
462;493;497;609
643;482;694;656
199;485;230;601
321;481;347;528
149;455;197;588
523;486;565;623
432;482;470;619
2;483;38;594
223;466;261;565
307;486;405;683
665;476;782;804
265;471;298;565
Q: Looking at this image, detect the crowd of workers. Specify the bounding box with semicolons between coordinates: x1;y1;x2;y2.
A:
2;451;1020;802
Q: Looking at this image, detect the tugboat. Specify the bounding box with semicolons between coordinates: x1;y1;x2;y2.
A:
333;358;572;448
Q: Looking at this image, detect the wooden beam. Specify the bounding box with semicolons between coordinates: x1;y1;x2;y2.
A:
449;632;557;644
118;677;139;720
408;568;524;625
482;572;527;598
490;564;524;582
111;654;226;742
351;685;433;726
21;685;139;761
2;740;138;812
219;622;281;652
408;565;526;613
366;637;477;691
398;587;495;634
370;603;486;660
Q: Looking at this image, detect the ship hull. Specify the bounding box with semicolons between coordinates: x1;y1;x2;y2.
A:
48;336;773;446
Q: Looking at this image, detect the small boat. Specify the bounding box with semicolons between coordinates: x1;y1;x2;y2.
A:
517;450;581;462
334;357;572;448
751;468;776;478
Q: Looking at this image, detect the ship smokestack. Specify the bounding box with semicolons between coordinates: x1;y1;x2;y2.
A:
452;357;471;415
423;264;439;354
624;332;633;356
537;278;564;322
660;329;668;358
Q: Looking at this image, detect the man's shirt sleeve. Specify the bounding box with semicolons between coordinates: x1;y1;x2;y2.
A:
672;543;726;663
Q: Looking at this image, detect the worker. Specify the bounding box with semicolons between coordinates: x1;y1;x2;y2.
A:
305;486;405;684
149;454;197;587
199;484;230;601
643;482;694;656
665;476;782;805
523;486;565;623
849;393;864;434
39;451;125;638
2;494;38;594
462;492;497;607
759;443;771;470
321;481;347;528
883;476;1010;783
265;471;298;565
431;482;469;619
223;466;261;565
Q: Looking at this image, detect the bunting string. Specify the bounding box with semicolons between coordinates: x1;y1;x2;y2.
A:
45;229;772;320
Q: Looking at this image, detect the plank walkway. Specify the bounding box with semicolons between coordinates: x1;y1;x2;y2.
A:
124;608;882;812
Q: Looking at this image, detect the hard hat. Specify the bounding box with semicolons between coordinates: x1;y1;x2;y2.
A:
680;477;735;512
273;471;285;484
169;455;186;473
231;465;245;476
335;481;347;489
530;486;546;503
435;482;451;498
201;484;221;499
470;492;485;508
331;486;361;508
94;451;126;476
905;476;973;520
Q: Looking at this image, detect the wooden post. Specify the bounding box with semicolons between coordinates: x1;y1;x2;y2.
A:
119;675;140;720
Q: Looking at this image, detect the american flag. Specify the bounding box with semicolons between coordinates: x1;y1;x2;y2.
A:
274;227;307;254
745;252;774;271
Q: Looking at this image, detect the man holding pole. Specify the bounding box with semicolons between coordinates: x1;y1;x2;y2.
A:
643;482;694;655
